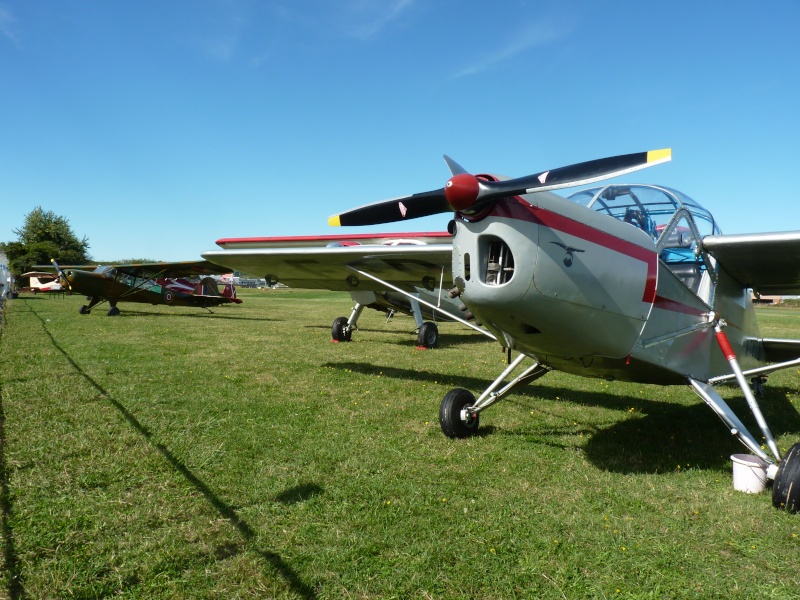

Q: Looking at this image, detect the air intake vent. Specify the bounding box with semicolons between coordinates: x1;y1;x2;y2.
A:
485;238;515;286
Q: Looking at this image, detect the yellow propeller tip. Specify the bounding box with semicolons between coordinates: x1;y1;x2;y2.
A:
328;215;341;227
647;148;672;164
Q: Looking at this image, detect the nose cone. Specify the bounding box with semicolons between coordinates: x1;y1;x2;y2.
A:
445;173;480;212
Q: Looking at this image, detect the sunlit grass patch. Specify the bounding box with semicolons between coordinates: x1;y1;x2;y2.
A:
2;293;800;597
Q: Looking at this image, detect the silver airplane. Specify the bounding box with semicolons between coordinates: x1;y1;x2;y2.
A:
206;149;800;513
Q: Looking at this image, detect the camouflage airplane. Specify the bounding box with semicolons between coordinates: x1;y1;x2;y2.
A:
48;259;241;316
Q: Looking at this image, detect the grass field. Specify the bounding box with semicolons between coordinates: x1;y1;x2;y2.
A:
2;290;800;599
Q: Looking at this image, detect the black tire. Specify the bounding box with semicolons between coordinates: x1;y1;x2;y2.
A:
331;316;352;342
773;442;800;512
439;388;479;438
79;306;90;315
107;306;120;317
417;322;439;349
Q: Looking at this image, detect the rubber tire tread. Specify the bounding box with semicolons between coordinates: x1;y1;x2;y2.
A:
417;322;439;348
773;442;800;512
331;316;352;342
439;388;479;439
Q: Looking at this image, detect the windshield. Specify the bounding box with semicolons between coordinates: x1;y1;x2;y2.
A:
93;265;116;278
567;184;721;241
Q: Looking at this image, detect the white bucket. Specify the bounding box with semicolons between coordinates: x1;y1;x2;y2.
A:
731;454;768;494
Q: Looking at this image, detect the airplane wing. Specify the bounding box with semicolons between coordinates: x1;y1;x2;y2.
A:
702;231;800;295
109;260;232;279
32;260;232;278
762;338;800;363
215;232;453;249
202;243;453;292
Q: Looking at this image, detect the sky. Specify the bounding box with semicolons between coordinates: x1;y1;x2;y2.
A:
2;1;800;262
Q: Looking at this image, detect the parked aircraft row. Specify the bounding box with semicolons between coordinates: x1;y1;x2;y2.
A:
39;260;242;315
26;147;800;513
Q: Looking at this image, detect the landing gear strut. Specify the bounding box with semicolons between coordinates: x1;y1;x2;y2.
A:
79;296;103;315
438;353;550;438
332;302;363;342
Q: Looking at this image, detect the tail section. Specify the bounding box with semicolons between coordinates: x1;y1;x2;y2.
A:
222;282;242;303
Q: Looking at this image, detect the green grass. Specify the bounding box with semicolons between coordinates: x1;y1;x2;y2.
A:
2;291;800;598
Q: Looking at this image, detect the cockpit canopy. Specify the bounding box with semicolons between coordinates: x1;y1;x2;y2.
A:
567;184;721;242
93;265;116;278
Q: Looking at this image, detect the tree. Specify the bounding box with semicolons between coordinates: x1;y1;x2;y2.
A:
0;207;90;276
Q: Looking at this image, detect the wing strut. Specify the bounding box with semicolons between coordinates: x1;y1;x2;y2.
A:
713;322;781;462
688;378;774;464
345;266;496;340
708;357;800;383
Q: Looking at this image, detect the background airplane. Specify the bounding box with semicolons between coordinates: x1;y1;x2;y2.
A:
207;232;492;348
19;271;64;294
45;260;241;316
207;148;800;513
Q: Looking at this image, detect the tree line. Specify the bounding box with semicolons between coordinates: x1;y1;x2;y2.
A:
0;207;90;277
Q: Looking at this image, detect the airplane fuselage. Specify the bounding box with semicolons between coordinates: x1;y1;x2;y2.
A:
64;269;233;309
452;189;762;385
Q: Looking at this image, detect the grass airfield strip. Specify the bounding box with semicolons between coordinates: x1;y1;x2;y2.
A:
2;289;800;598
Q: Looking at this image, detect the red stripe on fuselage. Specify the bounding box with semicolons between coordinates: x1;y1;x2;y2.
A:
652;295;708;317
489;199;658;303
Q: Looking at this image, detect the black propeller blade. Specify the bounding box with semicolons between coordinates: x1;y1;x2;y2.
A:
329;149;671;227
328;188;450;227
50;258;72;291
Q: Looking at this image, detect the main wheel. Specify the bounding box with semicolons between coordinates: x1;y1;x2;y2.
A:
439;388;479;438
417;322;439;349
79;305;90;315
107;306;120;316
331;316;352;342
773;442;800;512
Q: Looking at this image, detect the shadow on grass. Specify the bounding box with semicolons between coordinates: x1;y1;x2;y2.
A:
391;332;492;348
530;384;800;474
9;295;50;300
0;376;24;600
118;310;281;322
274;483;324;505
322;361;494;392
0;302;23;598
306;323;491;347
304;324;420;336
24;303;317;599
326;360;800;474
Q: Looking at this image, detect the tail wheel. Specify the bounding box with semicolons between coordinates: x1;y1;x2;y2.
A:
331;316;352;342
417;322;439;349
439;388;479;438
773;442;800;512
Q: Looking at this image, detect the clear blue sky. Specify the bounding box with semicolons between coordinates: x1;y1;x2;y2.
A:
2;1;799;262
